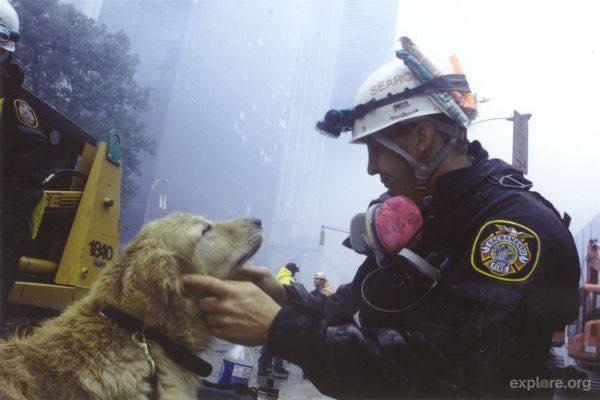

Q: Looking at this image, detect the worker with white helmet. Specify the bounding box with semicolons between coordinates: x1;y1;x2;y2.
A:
185;37;580;397
0;0;19;58
311;271;333;297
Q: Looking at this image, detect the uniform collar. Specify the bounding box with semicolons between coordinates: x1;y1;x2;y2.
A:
427;140;525;220
414;141;494;256
1;63;24;95
429;140;491;209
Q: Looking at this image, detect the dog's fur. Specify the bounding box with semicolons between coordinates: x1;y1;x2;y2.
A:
0;213;262;400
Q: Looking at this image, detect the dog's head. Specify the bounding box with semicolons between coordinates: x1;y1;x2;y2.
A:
129;213;263;279
92;213;262;335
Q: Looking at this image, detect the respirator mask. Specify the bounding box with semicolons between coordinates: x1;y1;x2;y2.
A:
350;195;447;313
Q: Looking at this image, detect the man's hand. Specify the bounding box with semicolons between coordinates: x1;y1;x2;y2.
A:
233;266;287;305
182;275;282;346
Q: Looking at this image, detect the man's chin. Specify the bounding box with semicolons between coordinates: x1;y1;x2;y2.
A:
386;186;404;197
387;187;419;202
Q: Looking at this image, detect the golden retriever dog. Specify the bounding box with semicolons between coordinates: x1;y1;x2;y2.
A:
0;212;262;400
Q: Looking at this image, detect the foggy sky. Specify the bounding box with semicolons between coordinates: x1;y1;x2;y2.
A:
396;0;600;235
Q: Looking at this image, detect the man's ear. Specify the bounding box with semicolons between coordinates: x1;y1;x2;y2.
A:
121;248;182;323
413;120;436;159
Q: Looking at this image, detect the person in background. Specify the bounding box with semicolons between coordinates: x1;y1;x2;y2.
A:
257;262;299;379
274;262;298;286
310;271;333;297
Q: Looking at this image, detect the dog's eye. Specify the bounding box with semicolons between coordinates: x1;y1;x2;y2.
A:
202;225;212;235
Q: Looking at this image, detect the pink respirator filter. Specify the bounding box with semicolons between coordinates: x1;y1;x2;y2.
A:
373;196;423;254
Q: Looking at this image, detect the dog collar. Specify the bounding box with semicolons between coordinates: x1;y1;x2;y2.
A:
99;305;213;377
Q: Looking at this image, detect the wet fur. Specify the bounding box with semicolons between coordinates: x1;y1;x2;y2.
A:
0;213;262;400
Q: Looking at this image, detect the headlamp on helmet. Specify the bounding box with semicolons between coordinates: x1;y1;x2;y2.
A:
315;108;355;138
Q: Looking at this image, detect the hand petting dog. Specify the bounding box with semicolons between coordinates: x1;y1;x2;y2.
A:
232;265;288;305
183;266;284;346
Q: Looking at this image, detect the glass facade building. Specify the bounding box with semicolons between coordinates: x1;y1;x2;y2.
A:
87;0;398;275
97;0;195;243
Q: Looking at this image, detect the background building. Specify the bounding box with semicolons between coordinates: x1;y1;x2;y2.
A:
268;0;398;284
68;0;398;283
148;1;323;264
65;0;103;20
96;0;194;242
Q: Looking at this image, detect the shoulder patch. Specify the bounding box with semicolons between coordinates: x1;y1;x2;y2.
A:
13;98;39;128
470;219;540;282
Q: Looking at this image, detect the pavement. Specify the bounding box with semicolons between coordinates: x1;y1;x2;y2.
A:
203;340;333;400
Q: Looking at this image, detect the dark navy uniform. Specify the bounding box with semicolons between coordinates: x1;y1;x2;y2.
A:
267;141;580;398
0;63;50;311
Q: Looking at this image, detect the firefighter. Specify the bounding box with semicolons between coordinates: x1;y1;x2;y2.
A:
0;0;50;320
184;41;581;397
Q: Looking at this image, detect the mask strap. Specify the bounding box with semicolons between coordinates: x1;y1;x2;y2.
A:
364;203;388;265
360;266;437;314
397;249;441;281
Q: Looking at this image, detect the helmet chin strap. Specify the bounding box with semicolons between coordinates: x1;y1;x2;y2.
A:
373;121;461;193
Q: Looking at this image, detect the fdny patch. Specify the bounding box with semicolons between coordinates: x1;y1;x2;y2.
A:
470;220;540;282
14;98;39;128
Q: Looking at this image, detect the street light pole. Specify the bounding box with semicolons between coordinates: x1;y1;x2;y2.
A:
143;178;168;224
471;116;516;125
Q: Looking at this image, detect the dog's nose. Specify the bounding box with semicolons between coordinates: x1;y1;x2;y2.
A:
250;218;262;229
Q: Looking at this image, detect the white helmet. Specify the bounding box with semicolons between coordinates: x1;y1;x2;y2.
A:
0;0;19;52
314;272;326;280
351;60;442;143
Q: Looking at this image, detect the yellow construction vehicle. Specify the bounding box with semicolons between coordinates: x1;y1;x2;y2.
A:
3;88;121;319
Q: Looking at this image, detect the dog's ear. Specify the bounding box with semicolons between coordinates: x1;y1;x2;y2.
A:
121;247;183;324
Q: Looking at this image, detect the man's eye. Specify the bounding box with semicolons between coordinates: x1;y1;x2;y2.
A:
202;225;212;235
